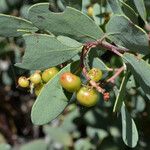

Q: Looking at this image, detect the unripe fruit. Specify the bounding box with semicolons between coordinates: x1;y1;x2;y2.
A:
35;83;44;96
18;76;29;88
42;67;59;83
88;68;103;82
87;6;93;17
30;72;41;84
60;72;81;93
76;87;99;107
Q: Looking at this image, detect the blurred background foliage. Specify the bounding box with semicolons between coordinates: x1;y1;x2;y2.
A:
0;0;150;150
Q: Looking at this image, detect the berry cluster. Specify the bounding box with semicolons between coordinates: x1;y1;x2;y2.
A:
18;66;108;107
59;68;104;107
18;67;59;96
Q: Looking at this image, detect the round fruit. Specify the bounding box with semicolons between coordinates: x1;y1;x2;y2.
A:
35;83;44;96
87;6;93;17
76;87;99;107
88;68;103;82
42;67;59;83
30;72;41;84
60;72;81;93
18;76;29;88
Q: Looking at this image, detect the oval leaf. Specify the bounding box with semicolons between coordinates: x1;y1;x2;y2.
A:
20;140;47;150
106;15;150;55
0;14;37;37
113;72;130;113
0;144;11;150
44;126;73;146
92;57;109;71
16;34;82;70
31;63;72;125
28;3;104;42
121;103;138;148
133;0;147;22
107;0;123;14
123;53;150;100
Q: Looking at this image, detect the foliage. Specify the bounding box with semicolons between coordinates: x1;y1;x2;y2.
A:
0;0;150;149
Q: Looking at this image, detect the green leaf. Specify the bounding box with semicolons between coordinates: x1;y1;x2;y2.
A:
0;14;37;37
86;127;108;140
20;140;47;150
61;0;82;10
121;103;138;148
28;3;104;42
0;0;8;13
136;95;146;112
60;107;79;132
92;57;109;71
123;53;150;100
126;75;136;89
74;138;95;150
31;63;73;125
121;1;138;24
43;125;73;146
106;15;150;55
113;72;129;113
0;144;11;150
133;0;147;22
107;0;123;14
16;34;82;70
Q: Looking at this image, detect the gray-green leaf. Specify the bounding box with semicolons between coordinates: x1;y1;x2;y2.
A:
133;0;147;22
20;140;47;150
16;34;82;70
31;63;72;125
123;53;150;100
92;57;109;71
107;0;123;14
28;3;104;42
44;126;73;146
0;14;37;37
106;15;149;55
0;144;11;150
121;103;138;148
113;72;129;113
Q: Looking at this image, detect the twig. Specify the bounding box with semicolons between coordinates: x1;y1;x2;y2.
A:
107;66;125;83
82;67;105;94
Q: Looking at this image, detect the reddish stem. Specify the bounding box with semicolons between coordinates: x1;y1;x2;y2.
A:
82;67;105;94
107;66;125;83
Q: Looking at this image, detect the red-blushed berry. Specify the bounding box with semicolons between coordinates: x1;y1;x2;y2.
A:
59;72;81;93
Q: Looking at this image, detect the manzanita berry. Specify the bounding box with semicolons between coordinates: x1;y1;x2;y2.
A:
76;87;99;107
88;68;103;82
18;76;29;88
30;72;41;84
87;6;93;17
42;67;59;83
34;83;44;96
59;72;81;93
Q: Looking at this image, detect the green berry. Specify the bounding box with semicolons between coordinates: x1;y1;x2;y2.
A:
76;87;99;107
35;83;44;96
18;76;29;88
88;68;103;82
30;72;41;84
42;67;59;83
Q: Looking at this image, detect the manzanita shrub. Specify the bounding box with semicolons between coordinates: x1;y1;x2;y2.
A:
0;0;150;148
